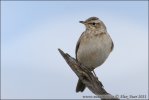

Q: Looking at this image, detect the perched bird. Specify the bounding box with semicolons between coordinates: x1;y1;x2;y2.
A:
75;17;114;92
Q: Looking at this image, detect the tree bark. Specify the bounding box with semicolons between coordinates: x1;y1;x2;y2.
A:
58;49;119;100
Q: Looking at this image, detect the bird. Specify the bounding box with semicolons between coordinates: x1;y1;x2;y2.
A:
75;17;114;92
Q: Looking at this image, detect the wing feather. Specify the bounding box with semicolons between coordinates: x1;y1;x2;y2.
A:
75;32;85;60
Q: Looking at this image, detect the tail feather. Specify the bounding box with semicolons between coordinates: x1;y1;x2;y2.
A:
76;79;86;92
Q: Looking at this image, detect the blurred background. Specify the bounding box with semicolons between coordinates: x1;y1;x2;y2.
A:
1;1;148;99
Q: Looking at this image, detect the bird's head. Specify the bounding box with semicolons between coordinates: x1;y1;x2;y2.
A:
79;17;106;30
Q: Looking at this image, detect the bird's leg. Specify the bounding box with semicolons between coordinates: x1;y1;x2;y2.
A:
92;70;97;77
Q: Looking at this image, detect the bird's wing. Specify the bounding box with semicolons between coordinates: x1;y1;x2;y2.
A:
111;41;114;52
75;32;85;60
107;32;114;52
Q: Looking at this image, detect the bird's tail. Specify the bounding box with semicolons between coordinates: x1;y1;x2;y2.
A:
76;79;86;92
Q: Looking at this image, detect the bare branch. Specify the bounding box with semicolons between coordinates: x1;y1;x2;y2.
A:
58;48;119;100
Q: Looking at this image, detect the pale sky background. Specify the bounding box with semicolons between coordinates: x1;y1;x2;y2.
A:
1;1;148;99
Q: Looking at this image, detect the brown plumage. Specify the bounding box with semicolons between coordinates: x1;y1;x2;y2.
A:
75;17;114;92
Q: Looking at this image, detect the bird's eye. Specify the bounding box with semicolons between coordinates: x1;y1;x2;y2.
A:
92;23;96;25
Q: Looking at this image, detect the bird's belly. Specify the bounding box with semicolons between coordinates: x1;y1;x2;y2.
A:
77;37;111;71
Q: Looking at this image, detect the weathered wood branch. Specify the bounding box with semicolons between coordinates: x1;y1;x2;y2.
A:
58;49;119;100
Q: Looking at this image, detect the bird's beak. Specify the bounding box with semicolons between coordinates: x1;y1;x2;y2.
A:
79;21;85;24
